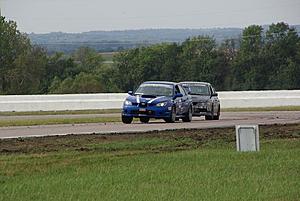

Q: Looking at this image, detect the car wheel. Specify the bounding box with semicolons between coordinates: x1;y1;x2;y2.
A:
140;117;150;123
205;106;214;120
164;107;176;123
213;105;220;120
182;106;192;122
122;115;133;124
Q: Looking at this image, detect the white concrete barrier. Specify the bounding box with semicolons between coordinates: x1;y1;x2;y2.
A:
0;90;299;112
218;90;300;108
0;94;126;112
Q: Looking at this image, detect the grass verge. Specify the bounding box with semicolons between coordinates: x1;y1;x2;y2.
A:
0;124;299;201
0;116;121;127
0;109;121;116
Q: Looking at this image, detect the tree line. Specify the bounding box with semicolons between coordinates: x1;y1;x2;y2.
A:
114;23;300;91
0;16;119;94
1;15;299;95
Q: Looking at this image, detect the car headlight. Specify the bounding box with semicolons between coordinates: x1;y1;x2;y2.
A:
124;100;132;106
156;102;168;107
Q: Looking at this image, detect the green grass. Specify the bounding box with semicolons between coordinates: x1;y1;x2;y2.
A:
0;116;121;127
0;109;121;116
0;125;299;201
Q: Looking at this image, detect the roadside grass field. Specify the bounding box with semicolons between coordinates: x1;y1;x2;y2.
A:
0;109;121;116
0;124;299;201
0;116;121;127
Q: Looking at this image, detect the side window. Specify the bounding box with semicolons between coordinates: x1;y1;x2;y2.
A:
178;85;186;96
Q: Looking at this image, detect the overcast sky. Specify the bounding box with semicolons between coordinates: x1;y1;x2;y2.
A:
1;0;300;33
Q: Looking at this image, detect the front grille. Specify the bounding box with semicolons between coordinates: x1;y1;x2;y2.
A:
130;110;154;115
194;102;206;107
194;108;207;113
193;102;207;113
130;110;139;114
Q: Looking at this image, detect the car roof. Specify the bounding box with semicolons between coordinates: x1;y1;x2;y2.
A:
142;81;178;86
180;81;211;86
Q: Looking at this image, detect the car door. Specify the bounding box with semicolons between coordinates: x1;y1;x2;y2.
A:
174;85;183;114
210;86;220;114
178;85;189;114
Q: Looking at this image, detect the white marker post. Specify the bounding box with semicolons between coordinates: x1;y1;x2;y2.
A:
235;125;259;152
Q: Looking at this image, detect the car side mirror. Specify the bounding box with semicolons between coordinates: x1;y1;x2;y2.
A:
173;93;183;99
128;91;133;95
212;93;218;97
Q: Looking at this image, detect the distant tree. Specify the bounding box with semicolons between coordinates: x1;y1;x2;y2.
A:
180;36;227;89
114;48;142;91
264;22;300;89
48;47;109;94
137;43;181;82
219;39;239;90
72;47;104;73
41;52;76;93
71;72;102;93
95;64;120;92
48;76;62;93
158;43;182;82
231;25;265;90
220;39;238;62
113;43;182;91
53;77;74;94
2;16;299;94
6;46;47;94
0;15;31;94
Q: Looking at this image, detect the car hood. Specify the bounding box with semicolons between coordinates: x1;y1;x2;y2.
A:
126;95;170;105
191;95;210;102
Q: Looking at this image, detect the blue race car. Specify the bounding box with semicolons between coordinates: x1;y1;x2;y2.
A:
121;81;193;124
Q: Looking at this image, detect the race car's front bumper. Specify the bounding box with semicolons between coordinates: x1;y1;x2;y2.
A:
192;103;211;116
122;105;172;118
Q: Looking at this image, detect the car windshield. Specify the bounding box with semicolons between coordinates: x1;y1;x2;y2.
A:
135;84;174;97
183;84;210;95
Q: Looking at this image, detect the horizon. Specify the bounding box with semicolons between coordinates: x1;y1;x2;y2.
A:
26;24;300;35
2;0;300;34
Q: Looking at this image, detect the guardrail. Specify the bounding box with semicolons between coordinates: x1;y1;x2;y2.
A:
0;90;299;112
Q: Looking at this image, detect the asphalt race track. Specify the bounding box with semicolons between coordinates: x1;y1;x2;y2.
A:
0;111;299;138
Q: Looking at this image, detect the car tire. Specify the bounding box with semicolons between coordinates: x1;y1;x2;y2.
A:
182;106;192;122
164;107;176;123
205;106;214;120
205;115;212;120
213;105;220;120
122;116;133;124
140;117;150;123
